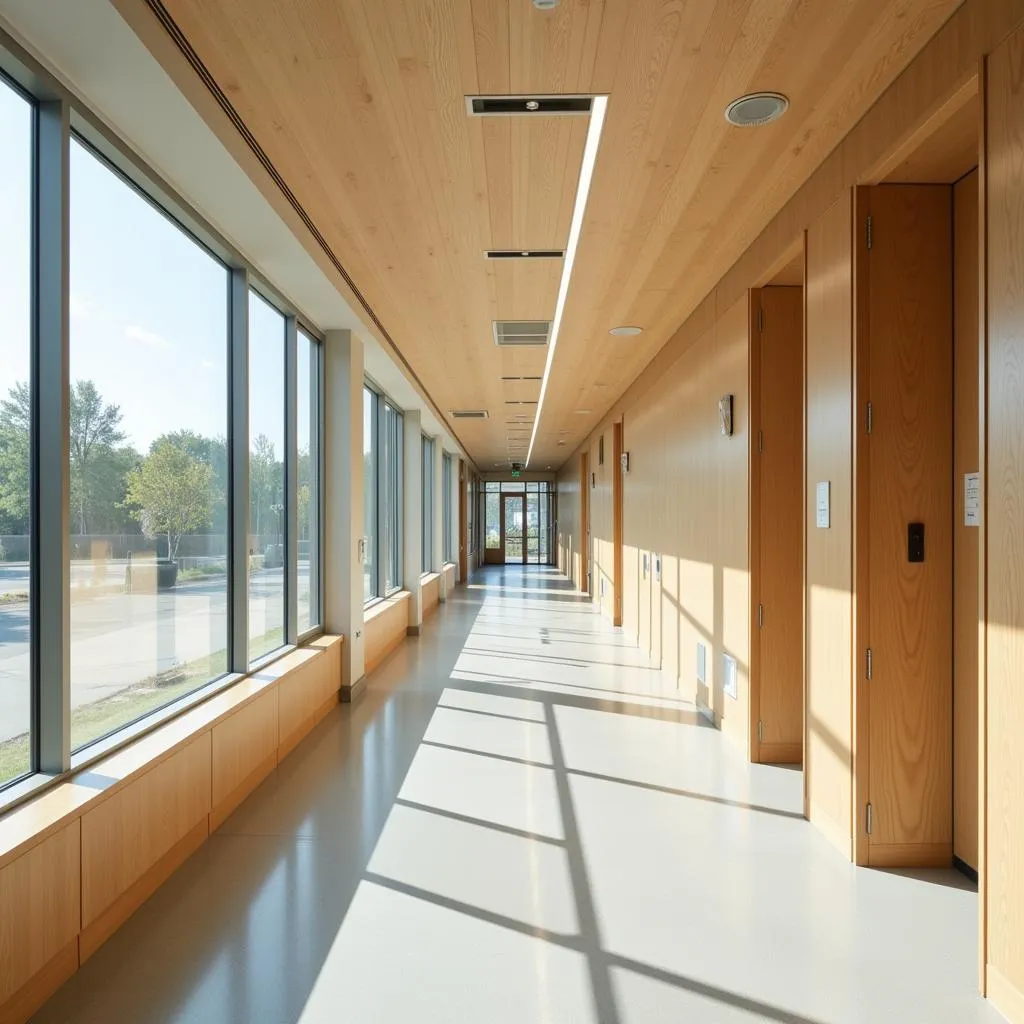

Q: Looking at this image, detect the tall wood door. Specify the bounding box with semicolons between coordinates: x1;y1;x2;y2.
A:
613;421;624;626
458;462;467;581
580;452;590;595
865;184;953;865
755;286;805;764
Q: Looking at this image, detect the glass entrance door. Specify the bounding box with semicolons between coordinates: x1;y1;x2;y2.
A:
503;495;525;564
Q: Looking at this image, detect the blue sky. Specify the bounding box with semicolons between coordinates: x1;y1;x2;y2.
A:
1;74;285;459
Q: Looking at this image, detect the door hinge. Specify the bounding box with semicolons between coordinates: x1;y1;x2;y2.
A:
866;803;873;835
758;307;764;333
866;647;873;680
758;720;764;743
866;402;873;435
758;603;764;629
758;429;763;453
866;214;873;250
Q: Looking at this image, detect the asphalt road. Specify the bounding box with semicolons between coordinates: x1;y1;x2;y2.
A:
0;563;309;744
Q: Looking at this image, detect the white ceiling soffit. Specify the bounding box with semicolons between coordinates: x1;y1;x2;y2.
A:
0;0;465;458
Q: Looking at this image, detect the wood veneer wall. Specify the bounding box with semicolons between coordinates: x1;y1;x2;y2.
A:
564;297;749;748
984;24;1024;1021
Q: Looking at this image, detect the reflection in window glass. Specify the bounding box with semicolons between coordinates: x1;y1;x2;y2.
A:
421;435;434;573
297;330;320;634
363;386;377;602
69;138;229;751
248;291;286;663
0;79;33;784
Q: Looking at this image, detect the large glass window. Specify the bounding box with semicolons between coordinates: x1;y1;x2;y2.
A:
248;291;286;663
363;386;377;602
441;453;453;563
421;435;434;573
68;138;230;751
485;481;501;549
0;77;33;784
383;402;403;593
297;329;320;634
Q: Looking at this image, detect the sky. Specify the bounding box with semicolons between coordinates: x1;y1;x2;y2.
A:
0;74;286;461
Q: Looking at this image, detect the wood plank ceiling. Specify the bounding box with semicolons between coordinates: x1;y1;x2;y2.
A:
155;0;960;468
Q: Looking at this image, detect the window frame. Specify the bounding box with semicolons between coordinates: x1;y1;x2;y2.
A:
0;32;327;810
363;380;406;604
421;434;434;575
441;452;453;564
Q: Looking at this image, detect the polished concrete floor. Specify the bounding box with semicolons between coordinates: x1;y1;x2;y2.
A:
34;566;1002;1023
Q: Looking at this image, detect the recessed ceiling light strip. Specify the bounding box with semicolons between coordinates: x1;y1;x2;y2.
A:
525;95;608;467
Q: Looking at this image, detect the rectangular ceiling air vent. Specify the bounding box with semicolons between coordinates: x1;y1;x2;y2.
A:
486;249;565;259
501;376;544;381
450;409;489;419
467;95;593;117
493;321;551;347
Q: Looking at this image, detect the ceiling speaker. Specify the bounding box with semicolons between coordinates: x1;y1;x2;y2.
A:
724;92;789;127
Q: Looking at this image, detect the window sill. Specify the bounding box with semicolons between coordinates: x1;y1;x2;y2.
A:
0;634;342;871
363;590;410;624
420;571;441;585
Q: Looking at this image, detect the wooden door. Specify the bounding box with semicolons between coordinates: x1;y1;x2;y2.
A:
613;421;624;626
753;286;805;764
580;452;590;594
865;184;953;866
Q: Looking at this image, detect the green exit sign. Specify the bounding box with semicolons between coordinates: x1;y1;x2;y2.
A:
511;469;520;478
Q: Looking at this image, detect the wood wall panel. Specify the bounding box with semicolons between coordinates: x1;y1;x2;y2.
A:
590;427;614;621
422;576;440;618
0;822;80;1009
364;593;412;675
278;642;341;758
986;25;1024;1018
805;194;855;857
601;295;748;747
865;184;953;862
753;286;805;764
80;734;211;927
211;689;279;832
954;168;980;872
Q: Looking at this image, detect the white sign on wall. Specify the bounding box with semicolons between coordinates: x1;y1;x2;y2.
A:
964;472;981;527
816;481;831;529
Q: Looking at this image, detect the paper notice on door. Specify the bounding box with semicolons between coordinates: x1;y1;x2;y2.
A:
964;472;981;527
816;481;830;529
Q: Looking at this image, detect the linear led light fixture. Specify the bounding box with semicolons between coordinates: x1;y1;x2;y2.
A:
526;95;608;467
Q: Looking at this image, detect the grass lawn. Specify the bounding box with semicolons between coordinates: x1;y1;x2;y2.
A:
0;623;289;786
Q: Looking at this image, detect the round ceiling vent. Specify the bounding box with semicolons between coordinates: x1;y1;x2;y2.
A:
724;92;789;127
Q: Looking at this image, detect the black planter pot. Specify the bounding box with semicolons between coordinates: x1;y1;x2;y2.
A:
157;559;179;590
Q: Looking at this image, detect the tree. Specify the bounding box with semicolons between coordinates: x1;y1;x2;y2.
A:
249;434;282;542
124;440;216;560
0;381;31;532
69;381;127;534
153;430;228;535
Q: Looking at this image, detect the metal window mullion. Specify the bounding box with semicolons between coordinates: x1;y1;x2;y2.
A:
377;396;386;597
285;316;298;645
229;268;249;672
35;97;70;774
315;338;325;627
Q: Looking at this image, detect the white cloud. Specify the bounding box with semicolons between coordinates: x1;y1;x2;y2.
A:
125;324;170;349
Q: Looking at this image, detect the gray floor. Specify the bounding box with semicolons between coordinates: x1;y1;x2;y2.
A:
34;566;1003;1023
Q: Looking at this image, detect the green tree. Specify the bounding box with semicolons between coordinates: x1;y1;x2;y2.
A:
69;380;127;535
249;434;282;542
124;441;216;560
0;381;31;532
153;430;228;535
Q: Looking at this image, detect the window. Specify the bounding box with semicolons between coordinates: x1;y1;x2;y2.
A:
68;137;230;751
383;402;403;593
0;76;33;784
247;291;287;663
442;453;453;563
297;329;320;634
421;435;434;573
485;482;501;549
363;386;377;601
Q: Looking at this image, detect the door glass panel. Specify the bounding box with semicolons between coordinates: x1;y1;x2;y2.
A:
503;496;523;564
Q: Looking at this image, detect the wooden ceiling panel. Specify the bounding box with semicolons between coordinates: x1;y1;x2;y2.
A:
884;93;979;183
490;258;562;320
155;0;960;466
